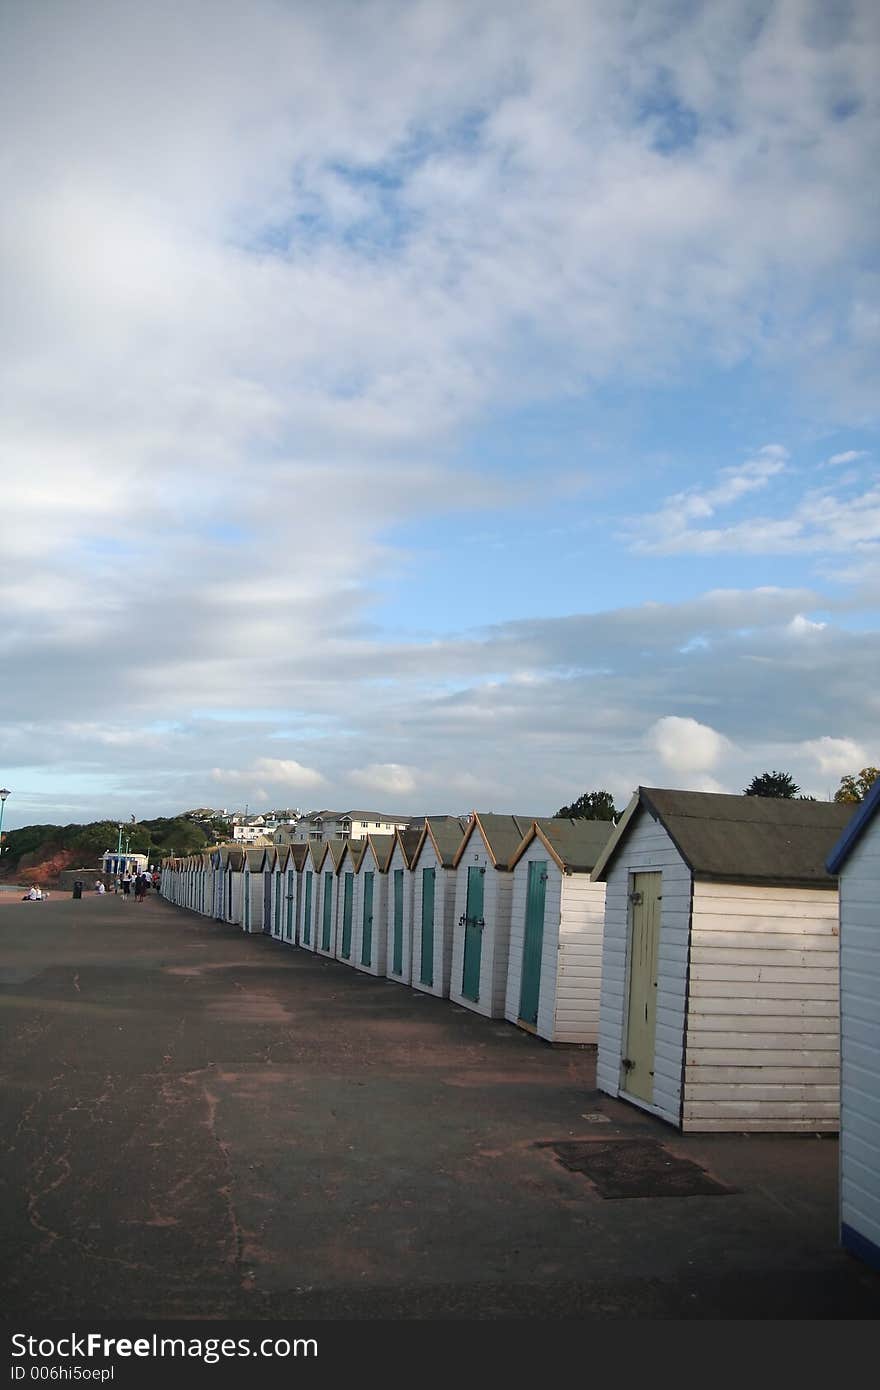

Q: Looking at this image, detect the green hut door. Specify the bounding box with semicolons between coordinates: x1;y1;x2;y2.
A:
392;869;404;975
420;867;435;986
518;860;548;1028
243;872;250;931
361;872;374;966
274;873;282;936
341;873;354;958
285;870;294;940
461;866;485;1002
302;871;313;945
623;872;662;1103
321;872;334;950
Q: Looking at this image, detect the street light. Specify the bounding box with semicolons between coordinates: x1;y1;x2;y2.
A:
0;789;10;860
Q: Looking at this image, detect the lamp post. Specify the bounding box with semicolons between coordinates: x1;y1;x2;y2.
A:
0;788;10;863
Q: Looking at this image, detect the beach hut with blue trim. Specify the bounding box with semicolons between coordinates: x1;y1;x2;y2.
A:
827;780;880;1271
409;817;468;998
352;834;394;977
506;817;612;1043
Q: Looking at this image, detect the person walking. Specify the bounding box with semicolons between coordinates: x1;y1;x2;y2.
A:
121;874;132;900
134;873;146;903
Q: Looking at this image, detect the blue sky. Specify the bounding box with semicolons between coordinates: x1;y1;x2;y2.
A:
1;0;878;830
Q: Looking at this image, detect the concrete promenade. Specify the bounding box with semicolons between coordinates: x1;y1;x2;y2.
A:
1;892;879;1320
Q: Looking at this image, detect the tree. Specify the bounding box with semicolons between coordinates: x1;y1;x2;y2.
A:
834;767;879;803
553;790;618;821
743;771;800;798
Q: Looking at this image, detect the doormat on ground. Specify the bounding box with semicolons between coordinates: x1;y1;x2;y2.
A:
544;1139;737;1199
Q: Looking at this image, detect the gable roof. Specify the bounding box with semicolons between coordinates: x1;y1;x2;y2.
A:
592;787;852;888
339;839;367;872
388;826;422;868
453;812;538;869
225;848;245;872
282;843;310;871
510;817;615;873
412;816;468;869
326;838;349;872
364;833;396;871
826;779;880;874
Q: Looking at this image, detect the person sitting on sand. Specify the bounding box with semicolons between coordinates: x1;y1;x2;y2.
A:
95;880;106;895
25;885;42;900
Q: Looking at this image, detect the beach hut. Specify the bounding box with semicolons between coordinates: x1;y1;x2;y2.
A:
592;787;851;1132
316;839;348;958
278;844;307;946
210;847;231;920
409;817;468;997
224;848;245;925
449;814;536;1018
260;847;279;936
352;835;394;976
827;780;880;1271
385;828;422;984
241;847;267;933
336;840;367;966
298;840;325;952
506;817;613;1043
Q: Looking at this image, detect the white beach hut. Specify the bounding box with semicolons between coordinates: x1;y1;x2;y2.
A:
278;843;307;947
827;780;880;1271
384;828;422;984
409;817;468;998
335;840;367;966
315;839;348;958
298;840;325;952
592;787;852;1132
241;847;266;934
449;814;535;1018
352;835;394;976
506;818;613;1043
224;848;245;926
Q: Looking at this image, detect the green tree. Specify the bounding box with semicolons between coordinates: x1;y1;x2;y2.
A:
553;790;618;821
834;767;880;803
743;771;800;798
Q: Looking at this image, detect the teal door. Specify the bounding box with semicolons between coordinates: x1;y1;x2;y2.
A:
519;860;548;1027
392;869;404;975
461;865;485;1001
243;872;251;931
341;873;354;958
285;870;294;940
274;873;281;936
361;872;374;966
420;867;435;986
302;871;313;945
321;872;334;950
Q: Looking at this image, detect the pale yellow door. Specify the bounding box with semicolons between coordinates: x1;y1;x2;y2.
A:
622;872;661;1102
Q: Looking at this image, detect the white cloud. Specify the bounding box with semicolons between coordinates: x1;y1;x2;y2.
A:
210;759;326;791
800;736;866;778
349;763;419;797
648;716;731;776
826;450;868;466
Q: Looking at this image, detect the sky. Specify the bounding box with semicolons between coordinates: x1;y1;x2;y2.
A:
1;0;879;830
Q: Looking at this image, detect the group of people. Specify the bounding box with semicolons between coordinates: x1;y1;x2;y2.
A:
113;871;154;902
22;884;47;900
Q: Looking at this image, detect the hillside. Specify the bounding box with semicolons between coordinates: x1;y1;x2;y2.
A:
0;815;228;886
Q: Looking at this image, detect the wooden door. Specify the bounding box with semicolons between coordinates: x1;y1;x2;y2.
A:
341;873;354;958
302;871;313;945
461;866;485;1002
321;872;334;950
518;860;547;1028
392;869;404;975
622;872;662;1102
420;867;435;986
361;872;374;966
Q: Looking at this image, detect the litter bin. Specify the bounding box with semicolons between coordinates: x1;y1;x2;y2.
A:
72;881;83;899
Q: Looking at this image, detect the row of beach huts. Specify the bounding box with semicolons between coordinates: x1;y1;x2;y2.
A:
160;784;880;1273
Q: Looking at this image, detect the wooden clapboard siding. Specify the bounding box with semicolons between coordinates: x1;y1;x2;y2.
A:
596;807;691;1127
682;881;839;1132
838;826;880;1262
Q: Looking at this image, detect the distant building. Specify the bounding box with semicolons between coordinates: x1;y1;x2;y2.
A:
101;850;149;878
279;810;414;845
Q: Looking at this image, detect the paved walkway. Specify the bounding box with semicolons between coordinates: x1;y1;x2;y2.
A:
1;893;878;1319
